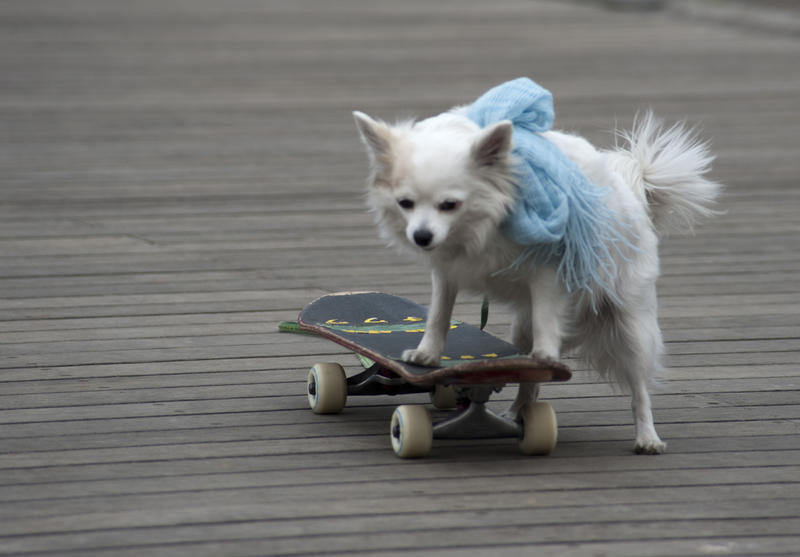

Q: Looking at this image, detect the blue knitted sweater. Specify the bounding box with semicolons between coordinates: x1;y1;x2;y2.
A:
466;78;633;301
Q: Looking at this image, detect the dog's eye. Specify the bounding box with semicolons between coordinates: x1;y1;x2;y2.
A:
438;200;462;212
397;198;415;210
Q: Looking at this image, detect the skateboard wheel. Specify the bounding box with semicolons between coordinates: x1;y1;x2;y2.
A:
390;405;433;458
429;384;458;410
307;363;347;414
519;402;558;456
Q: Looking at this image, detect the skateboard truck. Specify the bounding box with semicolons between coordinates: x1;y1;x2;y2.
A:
432;386;520;440
346;371;520;440
345;364;429;397
388;395;558;459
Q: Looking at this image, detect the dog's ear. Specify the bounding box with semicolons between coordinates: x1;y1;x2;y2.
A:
353;111;395;178
471;120;513;167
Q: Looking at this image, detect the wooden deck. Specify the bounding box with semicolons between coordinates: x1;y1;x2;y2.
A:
1;0;799;555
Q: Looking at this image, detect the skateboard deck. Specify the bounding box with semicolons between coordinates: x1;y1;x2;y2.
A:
298;292;571;387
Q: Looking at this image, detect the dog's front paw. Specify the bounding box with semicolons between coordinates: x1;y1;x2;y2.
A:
634;435;667;455
530;349;558;363
401;348;440;367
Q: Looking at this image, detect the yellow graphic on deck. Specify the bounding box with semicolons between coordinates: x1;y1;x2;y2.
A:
446;353;501;361
321;316;458;336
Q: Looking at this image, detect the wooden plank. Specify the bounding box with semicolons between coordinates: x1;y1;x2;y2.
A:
1;507;799;556
1;488;798;538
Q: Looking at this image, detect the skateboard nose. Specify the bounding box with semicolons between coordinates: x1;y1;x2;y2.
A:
413;229;434;247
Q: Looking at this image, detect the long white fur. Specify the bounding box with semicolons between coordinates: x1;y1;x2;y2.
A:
354;107;721;454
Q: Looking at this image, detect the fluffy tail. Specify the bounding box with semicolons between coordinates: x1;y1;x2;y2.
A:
615;111;722;235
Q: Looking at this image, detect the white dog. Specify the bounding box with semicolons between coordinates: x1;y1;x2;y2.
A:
353;83;720;454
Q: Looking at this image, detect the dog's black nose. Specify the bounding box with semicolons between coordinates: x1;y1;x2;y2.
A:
413;229;434;247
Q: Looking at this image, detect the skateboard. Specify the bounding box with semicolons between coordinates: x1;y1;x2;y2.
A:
291;292;571;458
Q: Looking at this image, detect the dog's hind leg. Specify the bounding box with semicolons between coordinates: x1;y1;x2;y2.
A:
630;377;666;454
624;308;667;455
601;301;667;454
